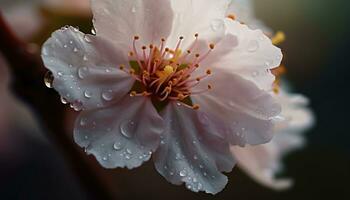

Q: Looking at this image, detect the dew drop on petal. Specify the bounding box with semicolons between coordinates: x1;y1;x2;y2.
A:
210;19;224;32
113;142;123;151
84;90;92;98
73;47;78;53
91;28;96;35
120;120;135;138
80;118;87;126
60;96;68;104
83;55;88;61
44;71;54;88
78;67;89;79
102;90;114;101
179;170;187;177
84;35;91;43
247;40;259;52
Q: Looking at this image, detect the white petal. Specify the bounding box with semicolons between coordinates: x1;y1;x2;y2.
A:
200;20;282;91
153;102;235;194
42;26;134;110
192;69;281;146
74;96;164;169
231;144;293;190
91;0;174;48
167;0;231;49
226;0;272;34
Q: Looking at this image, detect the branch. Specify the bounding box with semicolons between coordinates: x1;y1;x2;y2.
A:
0;13;117;200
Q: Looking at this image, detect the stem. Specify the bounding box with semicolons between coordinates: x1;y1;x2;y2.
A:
0;13;117;200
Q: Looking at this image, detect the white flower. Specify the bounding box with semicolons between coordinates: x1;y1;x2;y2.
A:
42;0;282;194
231;89;314;190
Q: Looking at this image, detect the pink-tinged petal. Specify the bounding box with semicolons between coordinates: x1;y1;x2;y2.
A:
42;26;134;110
74;96;164;169
167;0;231;49
91;0;174;49
153;102;235;194
201;20;282;91
231;144;293;190
192;69;281;146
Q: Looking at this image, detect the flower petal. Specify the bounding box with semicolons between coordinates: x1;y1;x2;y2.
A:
192;69;281;146
200;20;282;91
74;96;164;169
167;0;231;49
231;144;293;190
226;0;272;34
42;26;134;110
153;102;235;194
91;0;174;48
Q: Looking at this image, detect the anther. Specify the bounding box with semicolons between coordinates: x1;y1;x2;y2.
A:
195;54;200;58
128;51;134;57
142;46;147;50
196;77;201;82
194;33;199;38
179;36;184;40
130;91;137;97
209;43;215;50
134;36;140;40
161;38;166;42
165;48;169;52
207;84;212;90
129;69;135;75
227;14;236;20
149;44;154;49
187;50;191;54
206;69;212;75
119;64;125;70
192;104;200;110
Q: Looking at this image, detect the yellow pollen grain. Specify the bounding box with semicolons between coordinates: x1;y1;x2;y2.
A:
130;91;137;97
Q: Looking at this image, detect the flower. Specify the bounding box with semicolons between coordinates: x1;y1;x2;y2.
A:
42;0;282;194
231;89;314;190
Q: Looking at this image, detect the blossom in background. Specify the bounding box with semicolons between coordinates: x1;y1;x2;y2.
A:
231;90;314;190
226;0;314;190
42;0;283;194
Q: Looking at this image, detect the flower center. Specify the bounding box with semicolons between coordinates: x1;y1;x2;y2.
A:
119;34;214;111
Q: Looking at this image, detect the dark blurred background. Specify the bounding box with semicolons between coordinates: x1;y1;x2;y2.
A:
0;0;349;199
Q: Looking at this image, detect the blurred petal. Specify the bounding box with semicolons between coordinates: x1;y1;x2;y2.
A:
231;145;293;190
74;96;164;169
154;103;235;194
91;0;174;49
42;26;134;110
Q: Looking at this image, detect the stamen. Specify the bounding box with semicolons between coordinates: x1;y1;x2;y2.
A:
227;14;236;20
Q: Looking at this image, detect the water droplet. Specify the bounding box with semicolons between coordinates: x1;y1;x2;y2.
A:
57;71;63;76
247;40;259;52
113;142;123;150
83;55;88;61
252;71;259;77
78;67;89;79
71;100;83;111
160;140;166;145
125;155;131;160
63;44;68;48
102;157;108;161
80;118;87;126
69;64;73;68
210;19;224;32
179;170;187;177
84;135;88;140
131;6;136;13
69;40;73;44
203;172;207;176
199;164;204;169
84;90;92;98
61;96;68;104
91;28;96;35
193;155;198;160
73;47;78;53
197;183;203;190
126;148;132;154
193;177;198;183
102;90;114;101
84;35;91;43
120;120;135;138
72;27;79;32
44;71;54;88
